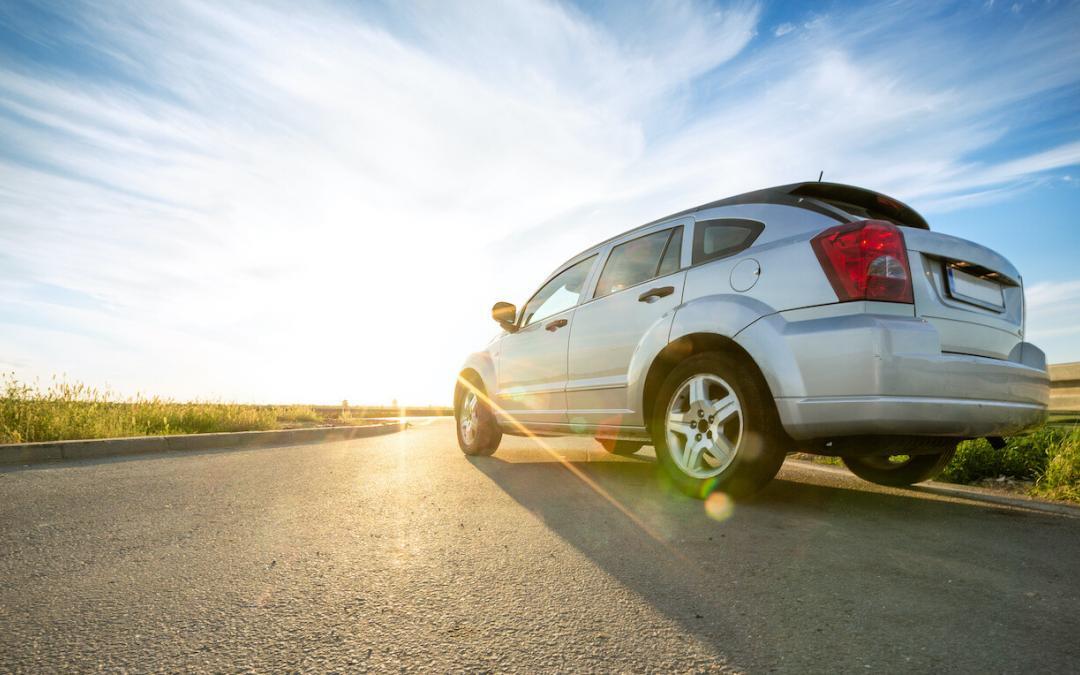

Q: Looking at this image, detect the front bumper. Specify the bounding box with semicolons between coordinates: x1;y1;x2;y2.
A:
736;309;1050;441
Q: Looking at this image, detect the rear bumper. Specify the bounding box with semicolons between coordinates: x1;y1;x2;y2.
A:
735;307;1051;441
774;396;1046;440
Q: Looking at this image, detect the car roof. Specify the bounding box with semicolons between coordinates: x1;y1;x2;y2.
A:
548;181;930;285
646;181;927;230
583;181;929;254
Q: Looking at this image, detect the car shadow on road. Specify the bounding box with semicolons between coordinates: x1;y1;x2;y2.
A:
467;455;1080;672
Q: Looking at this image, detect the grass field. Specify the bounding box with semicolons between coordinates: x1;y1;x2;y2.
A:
0;376;335;445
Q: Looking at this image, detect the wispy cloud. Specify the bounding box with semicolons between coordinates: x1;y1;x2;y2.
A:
1026;280;1080;361
1;0;1078;401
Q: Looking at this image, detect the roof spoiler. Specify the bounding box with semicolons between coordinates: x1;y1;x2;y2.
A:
786;182;930;230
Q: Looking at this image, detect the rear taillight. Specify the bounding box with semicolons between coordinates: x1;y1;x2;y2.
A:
810;220;913;304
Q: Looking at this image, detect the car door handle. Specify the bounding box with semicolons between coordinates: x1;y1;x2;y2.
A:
545;318;568;332
638;286;675;303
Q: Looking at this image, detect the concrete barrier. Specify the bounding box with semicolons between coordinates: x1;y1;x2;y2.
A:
0;423;404;467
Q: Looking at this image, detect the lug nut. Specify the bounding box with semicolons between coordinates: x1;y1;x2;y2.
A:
708;415;715;423
695;434;702;441
707;431;713;439
697;410;704;418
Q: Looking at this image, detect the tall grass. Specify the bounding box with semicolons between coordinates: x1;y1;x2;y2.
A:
794;425;1080;503
0;375;322;444
939;428;1061;483
1030;429;1080;502
934;425;1080;503
274;405;323;424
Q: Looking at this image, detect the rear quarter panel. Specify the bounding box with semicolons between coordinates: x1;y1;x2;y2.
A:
626;203;843;414
680;203;840;314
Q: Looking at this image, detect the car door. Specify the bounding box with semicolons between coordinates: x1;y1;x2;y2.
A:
566;222;688;428
496;254;598;429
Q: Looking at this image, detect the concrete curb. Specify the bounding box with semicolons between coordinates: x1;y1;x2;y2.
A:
0;423;405;467
790;459;1080;517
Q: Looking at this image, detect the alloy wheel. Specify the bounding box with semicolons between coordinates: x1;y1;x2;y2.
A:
459;391;479;446
665;374;743;479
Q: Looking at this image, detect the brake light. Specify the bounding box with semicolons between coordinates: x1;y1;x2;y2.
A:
810;220;913;303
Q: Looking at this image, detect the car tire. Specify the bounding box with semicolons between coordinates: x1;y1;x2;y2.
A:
651;352;787;499
455;378;502;457
596;438;645;456
841;447;956;487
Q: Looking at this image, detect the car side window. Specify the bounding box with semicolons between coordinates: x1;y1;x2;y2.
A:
520;255;596;327
692;219;764;265
593;227;682;299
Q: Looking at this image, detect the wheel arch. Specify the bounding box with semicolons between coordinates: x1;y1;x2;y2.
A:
626;293;775;424
640;332;777;434
455;367;482;408
455;352;497;409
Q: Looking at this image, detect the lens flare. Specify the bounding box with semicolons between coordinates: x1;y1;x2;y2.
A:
455;374;675;549
704;491;735;522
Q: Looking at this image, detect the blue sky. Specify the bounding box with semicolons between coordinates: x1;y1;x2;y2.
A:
1;0;1078;404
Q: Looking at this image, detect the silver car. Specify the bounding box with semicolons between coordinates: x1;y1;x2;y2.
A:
455;182;1050;498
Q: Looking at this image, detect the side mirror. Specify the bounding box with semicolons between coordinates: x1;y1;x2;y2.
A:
491;301;518;333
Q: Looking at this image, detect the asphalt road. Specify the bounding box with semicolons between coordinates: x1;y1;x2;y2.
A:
2;419;1078;673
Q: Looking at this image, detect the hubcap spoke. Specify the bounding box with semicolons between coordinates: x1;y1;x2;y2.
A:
460;393;479;444
689;376;708;406
710;394;739;421
667;414;695;438
709;434;735;462
685;441;707;470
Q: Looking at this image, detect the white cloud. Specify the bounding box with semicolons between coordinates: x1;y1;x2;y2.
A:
0;0;761;403
1;0;1078;402
1026;280;1080;363
773;22;795;37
